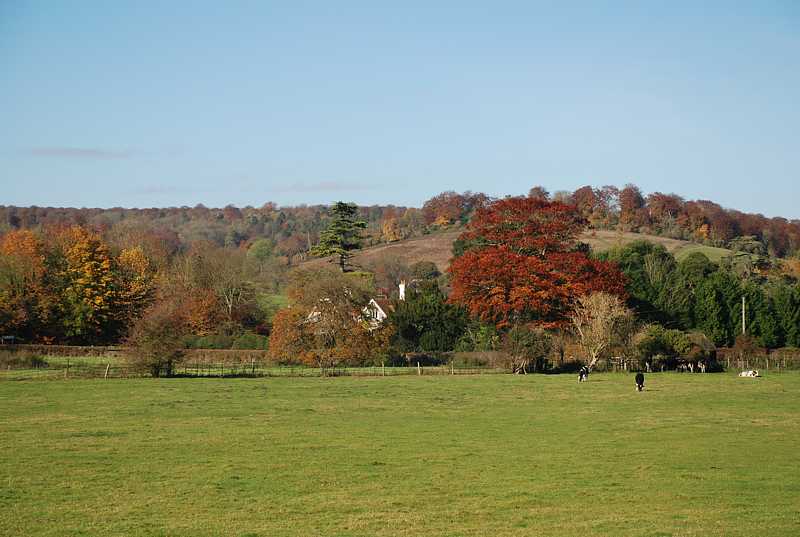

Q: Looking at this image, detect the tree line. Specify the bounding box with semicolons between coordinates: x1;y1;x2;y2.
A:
2;188;798;375
0;226;280;347
422;185;800;258
266;195;799;377
4;182;799;270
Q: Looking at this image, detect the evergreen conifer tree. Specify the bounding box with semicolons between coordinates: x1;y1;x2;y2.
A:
311;202;367;272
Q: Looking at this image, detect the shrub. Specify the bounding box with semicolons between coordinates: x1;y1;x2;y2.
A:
126;300;189;377
635;325;691;359
501;325;552;373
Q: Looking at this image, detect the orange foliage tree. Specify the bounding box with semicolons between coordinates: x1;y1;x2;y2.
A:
0;226;157;343
0;230;52;338
115;246;156;328
267;308;309;364
448;197;626;329
268;268;392;370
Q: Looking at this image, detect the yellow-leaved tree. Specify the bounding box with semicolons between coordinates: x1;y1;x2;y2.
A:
59;227;117;343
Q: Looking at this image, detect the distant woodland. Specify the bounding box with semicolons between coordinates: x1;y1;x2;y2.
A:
2;184;799;353
3;184;800;259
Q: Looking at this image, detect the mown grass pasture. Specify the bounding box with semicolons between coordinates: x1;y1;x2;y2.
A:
1;373;798;537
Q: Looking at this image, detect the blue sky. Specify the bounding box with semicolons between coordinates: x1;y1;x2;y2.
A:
1;1;798;217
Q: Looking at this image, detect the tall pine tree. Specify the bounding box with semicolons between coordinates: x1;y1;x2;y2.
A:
311;202;367;272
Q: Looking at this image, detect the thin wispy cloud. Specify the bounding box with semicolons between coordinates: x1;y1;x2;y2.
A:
269;181;375;193
25;147;133;159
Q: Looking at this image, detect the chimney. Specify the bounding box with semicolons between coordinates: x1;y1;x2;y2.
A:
399;280;406;301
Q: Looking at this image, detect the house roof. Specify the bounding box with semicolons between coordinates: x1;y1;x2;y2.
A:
372;298;394;315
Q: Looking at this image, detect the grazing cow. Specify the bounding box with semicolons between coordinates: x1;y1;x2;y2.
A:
635;372;645;391
738;370;760;377
578;365;590;382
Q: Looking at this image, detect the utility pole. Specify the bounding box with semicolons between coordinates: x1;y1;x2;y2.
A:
742;295;746;336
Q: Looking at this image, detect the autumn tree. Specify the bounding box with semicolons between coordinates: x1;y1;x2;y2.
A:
58;227;118;343
267;308;309;364
364;254;409;294
528;186;550;200
165;243;262;336
422;191;466;225
618;184;646;231
381;217;403;242
571;186;600;222
0;226;157;343
206;248;255;327
126;299;189;377
311;202;367;272
114;246;156;333
0;230;51;340
167;245;223;335
570;292;635;369
448;197;626;329
269;268;391;372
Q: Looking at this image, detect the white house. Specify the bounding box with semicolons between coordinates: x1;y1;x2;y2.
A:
309;281;407;331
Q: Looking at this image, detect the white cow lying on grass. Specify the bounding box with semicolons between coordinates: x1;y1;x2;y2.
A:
738;370;760;377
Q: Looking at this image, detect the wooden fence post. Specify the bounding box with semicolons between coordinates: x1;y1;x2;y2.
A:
417;362;421;376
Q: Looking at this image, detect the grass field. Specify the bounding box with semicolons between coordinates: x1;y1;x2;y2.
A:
302;229;739;272
2;373;798;537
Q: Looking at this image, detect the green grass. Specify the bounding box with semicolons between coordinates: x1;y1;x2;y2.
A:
672;244;745;263
1;373;799;537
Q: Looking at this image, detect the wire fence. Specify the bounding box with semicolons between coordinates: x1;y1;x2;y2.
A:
2;347;799;381
0;358;509;381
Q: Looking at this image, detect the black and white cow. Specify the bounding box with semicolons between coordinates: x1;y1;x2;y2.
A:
578;365;590;382
635;372;645;391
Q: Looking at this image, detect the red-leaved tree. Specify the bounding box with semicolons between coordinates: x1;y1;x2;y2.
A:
448;197;626;329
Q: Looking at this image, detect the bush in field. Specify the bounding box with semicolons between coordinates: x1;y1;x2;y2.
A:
126;300;189;377
501;325;552;374
635;325;692;359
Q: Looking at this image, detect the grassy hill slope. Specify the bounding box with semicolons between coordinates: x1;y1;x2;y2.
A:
304;229;736;272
